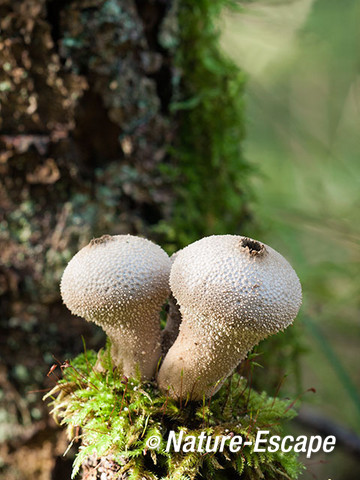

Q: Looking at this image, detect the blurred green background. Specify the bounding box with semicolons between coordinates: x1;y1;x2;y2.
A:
222;0;360;476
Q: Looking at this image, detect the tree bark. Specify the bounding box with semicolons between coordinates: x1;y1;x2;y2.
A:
0;1;177;478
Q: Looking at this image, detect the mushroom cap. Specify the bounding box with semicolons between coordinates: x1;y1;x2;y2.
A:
170;235;302;336
60;234;171;328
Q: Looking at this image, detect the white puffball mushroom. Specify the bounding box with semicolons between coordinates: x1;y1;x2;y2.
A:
60;234;171;379
157;235;302;400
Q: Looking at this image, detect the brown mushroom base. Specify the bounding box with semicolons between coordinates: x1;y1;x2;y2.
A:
157;318;264;401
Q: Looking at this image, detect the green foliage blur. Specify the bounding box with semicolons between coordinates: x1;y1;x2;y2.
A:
220;0;360;438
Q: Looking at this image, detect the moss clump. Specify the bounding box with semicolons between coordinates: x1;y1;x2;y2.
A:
45;348;303;479
156;0;251;250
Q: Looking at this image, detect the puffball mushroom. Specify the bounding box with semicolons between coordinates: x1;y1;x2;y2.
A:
60;234;171;380
157;235;302;400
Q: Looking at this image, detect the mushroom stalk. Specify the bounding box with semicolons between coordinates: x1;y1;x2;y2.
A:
158;311;264;400
157;235;302;400
106;312;162;379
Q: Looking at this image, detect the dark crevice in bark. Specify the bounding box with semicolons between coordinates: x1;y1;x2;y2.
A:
134;0;174;114
138;201;163;225
134;0;170;50
150;63;173;114
73;90;124;170
51;455;74;480
45;0;71;57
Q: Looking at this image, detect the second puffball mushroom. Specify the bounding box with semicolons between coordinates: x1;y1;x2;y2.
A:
60;234;171;379
157;235;302;400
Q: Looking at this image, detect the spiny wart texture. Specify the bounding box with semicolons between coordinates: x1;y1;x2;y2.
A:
158;235;302;400
61;234;171;378
171;235;301;333
60;235;170;323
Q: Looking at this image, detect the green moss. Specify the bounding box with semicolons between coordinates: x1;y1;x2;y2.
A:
45;349;303;479
157;0;251;250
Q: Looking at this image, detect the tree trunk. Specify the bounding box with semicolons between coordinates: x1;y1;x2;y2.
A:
0;1;177;478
